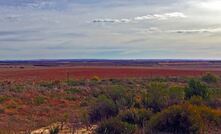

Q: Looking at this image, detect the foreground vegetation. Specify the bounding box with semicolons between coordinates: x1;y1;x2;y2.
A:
0;73;221;133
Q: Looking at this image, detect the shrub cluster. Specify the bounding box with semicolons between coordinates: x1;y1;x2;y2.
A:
118;108;153;127
96;118;136;134
185;79;210;99
89;95;118;123
148;104;203;134
202;73;219;84
91;78;221;134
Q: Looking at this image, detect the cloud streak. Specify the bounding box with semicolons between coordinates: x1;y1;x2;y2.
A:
143;27;221;34
92;12;187;24
169;28;221;34
134;12;187;21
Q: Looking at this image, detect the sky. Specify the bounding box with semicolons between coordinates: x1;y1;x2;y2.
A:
0;0;221;60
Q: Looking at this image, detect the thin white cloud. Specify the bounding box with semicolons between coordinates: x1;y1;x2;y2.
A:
169;28;221;34
92;12;187;24
140;27;221;34
134;12;186;21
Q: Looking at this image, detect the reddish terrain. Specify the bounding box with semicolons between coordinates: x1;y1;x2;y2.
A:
1;66;221;82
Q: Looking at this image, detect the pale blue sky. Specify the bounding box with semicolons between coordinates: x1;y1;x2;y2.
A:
0;0;221;60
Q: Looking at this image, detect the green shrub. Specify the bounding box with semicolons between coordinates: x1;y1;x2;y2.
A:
143;82;169;112
167;86;185;105
0;96;7;103
148;104;203;134
96;118;136;134
116;90;136;109
65;88;81;94
185;79;210;99
118;108;153;127
64;95;76;101
33;96;45;106
151;77;167;82
202;73;219;84
10;85;25;92
89;95;118;123
65;80;78;86
210;88;221;98
107;85;126;101
106;85;134;109
39;81;54;89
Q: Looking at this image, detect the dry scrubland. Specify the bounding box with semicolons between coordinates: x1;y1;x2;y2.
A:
0;73;221;133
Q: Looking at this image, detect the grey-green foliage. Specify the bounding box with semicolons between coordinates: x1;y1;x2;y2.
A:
89;95;118;123
143;82;169;112
185;79;210;99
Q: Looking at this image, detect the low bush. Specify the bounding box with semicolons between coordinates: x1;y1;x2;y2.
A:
195;105;221;126
148;104;203;134
106;85;134;109
189;96;204;106
185;79;210;99
107;85;126;101
96;118;136;134
151;77;167;82
0;96;8;104
65;79;82;86
202;73;219;84
65;88;81;94
88;95;118;123
167;86;185;105
118;108;153;127
39;81;54;89
10;85;25;92
143;82;169;112
33;96;46;106
64;95;76;101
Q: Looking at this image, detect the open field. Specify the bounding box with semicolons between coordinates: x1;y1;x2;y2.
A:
1;60;221;82
1;67;221;82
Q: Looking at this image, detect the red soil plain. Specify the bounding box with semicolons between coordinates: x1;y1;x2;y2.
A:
1;65;221;82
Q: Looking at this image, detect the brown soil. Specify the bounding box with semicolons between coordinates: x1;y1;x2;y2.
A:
0;66;220;82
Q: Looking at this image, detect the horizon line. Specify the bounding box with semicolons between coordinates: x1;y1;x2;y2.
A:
1;58;221;62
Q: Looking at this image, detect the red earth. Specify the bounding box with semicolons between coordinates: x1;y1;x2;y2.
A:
1;66;221;82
